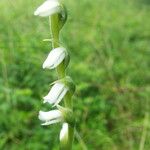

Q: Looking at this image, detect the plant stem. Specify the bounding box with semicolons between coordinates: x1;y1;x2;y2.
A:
49;14;74;150
75;129;88;150
49;15;65;78
139;112;149;150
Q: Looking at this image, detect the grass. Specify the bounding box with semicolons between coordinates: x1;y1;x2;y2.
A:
0;0;150;149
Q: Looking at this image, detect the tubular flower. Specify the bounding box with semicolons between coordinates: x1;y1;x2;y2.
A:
43;82;68;106
43;47;68;69
34;0;61;17
60;123;69;142
39;110;63;125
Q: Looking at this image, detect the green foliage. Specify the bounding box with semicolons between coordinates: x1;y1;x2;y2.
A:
0;0;150;149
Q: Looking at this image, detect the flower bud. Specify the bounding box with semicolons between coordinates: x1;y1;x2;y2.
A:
34;0;61;17
38;110;63;125
43;47;69;69
59;123;69;148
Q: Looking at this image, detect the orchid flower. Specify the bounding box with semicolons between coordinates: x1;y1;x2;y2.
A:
39;110;63;125
43;47;67;69
60;123;69;142
34;0;61;17
43;82;68;106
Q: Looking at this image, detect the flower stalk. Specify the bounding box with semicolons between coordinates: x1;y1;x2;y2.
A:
34;1;76;149
50;14;66;79
50;14;75;149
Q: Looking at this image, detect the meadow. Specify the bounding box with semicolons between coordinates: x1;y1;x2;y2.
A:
0;0;150;149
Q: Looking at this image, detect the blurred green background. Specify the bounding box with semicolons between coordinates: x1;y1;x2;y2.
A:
0;0;150;149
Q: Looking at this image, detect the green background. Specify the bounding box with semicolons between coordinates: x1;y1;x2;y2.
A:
0;0;149;149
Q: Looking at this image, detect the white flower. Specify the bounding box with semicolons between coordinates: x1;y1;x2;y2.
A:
59;123;68;142
34;0;61;17
59;123;69;141
43;82;68;106
39;110;63;125
43;47;66;69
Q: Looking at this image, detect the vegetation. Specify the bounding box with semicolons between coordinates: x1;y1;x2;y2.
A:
0;0;149;149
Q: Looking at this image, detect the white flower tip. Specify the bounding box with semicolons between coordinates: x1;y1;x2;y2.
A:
43;96;49;104
38;111;43;120
34;0;61;17
43;99;47;104
41;122;48;126
42;61;50;69
42;63;46;69
60;123;69;141
34;10;38;16
43;96;47;100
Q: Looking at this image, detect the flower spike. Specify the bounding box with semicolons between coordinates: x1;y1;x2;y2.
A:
35;0;76;148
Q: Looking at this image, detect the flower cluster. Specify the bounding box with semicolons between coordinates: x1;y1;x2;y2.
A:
34;0;75;149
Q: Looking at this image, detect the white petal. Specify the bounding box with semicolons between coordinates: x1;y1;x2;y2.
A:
38;110;62;122
34;0;61;17
43;83;66;104
53;87;68;107
41;118;62;125
60;123;69;141
43;47;66;69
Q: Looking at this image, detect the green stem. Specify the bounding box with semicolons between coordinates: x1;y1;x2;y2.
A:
49;15;65;78
75;129;88;150
49;14;74;150
67;125;74;149
139;112;149;150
